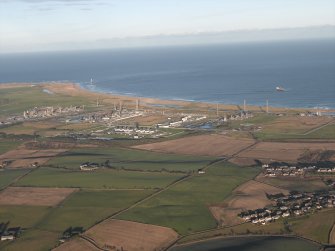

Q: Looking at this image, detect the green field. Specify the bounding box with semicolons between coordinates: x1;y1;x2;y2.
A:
288;209;335;243
0;229;61;251
0;205;50;227
47;147;214;172
254;122;335;140
38;189;153;232
258;177;328;192
0;139;22;154
118;163;260;235
0;190;153;251
15;167;184;189
0;169;29;189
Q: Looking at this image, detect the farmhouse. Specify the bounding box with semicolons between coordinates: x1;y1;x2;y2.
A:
80;162;99;171
0;222;21;242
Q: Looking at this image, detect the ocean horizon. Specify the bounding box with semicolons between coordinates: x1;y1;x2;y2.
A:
1;38;334;109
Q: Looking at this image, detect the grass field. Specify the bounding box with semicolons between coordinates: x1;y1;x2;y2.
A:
0;205;49;227
15;167;183;189
253;119;335;140
256;176;328;192
0;139;22;154
0;190;154;251
118;163;260;235
38;189;153;232
1;229;60;251
0;169;29;189
47;147;214;172
288;209;335;244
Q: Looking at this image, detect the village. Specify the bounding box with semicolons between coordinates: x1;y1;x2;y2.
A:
239;190;335;225
262;162;335;177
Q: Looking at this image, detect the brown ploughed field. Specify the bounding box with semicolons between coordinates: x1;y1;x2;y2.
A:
209;180;288;226
0;187;77;206
82;219;178;251
133;134;255;157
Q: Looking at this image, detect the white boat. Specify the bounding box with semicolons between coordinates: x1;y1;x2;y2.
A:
89;78;95;86
276;86;285;92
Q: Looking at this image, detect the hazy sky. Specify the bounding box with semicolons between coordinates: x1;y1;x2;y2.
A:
1;0;335;53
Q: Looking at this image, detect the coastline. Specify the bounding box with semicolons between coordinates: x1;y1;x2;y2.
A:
1;81;334;113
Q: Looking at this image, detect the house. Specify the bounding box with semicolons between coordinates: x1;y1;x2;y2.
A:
1;235;14;241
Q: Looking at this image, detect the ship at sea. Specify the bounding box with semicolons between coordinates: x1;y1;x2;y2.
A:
276;86;286;92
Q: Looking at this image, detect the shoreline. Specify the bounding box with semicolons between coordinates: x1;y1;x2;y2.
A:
1;81;334;113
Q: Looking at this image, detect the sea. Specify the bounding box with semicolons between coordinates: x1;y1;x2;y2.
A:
1;38;334;109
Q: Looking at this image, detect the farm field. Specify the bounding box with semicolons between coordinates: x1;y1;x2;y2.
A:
1;229;60;251
0;187;77;206
74;219;179;251
288;209;335;244
0;139;22;155
253;116;335;140
330;223;335;244
0;147;68;168
237;141;335;162
0;169;29;189
210;180;289;226
47;147;214;172
0;121;64;136
15;167;184;189
38;189;153;232
255;175;328;192
133;134;256;157
1;190;153;251
118;163;260;235
0;205;50;227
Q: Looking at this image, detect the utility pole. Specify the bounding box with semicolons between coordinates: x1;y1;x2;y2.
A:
136;99;139;111
266;99;269;114
119;100;123;116
243;99;246;112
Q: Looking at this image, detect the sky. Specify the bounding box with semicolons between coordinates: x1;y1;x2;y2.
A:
0;0;335;53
